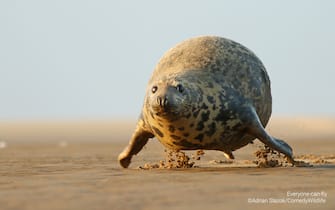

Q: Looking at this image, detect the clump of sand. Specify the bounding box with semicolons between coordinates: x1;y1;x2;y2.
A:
253;144;315;167
139;150;205;169
253;145;291;167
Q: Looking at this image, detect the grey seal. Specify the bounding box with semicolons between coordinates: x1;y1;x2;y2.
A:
118;36;295;168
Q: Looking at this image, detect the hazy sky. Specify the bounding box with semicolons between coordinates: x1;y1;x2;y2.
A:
1;1;334;120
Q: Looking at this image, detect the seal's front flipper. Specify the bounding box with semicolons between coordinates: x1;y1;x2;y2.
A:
244;108;295;165
118;120;154;168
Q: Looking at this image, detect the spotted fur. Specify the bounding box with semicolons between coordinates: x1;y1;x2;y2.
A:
118;36;295;168
141;36;271;152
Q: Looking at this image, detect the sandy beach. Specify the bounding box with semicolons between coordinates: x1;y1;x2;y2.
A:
0;117;334;210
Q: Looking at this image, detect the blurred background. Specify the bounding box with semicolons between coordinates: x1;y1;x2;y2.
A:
1;0;335;120
1;1;335;142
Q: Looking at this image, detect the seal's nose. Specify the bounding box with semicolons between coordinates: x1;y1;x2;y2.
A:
157;96;168;108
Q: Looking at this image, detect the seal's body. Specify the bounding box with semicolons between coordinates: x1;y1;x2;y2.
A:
119;36;294;168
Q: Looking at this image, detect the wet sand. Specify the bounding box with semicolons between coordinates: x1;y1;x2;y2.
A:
0;117;334;210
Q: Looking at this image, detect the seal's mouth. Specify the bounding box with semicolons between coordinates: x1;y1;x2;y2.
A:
152;105;179;117
150;101;182;121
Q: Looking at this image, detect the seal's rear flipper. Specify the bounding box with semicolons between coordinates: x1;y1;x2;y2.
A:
273;138;293;153
244;108;295;165
223;151;235;159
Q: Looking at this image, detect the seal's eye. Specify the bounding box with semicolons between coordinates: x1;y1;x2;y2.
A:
152;86;158;93
176;84;184;93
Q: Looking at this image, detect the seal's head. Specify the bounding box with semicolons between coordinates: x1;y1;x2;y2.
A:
146;77;187;120
145;74;199;121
